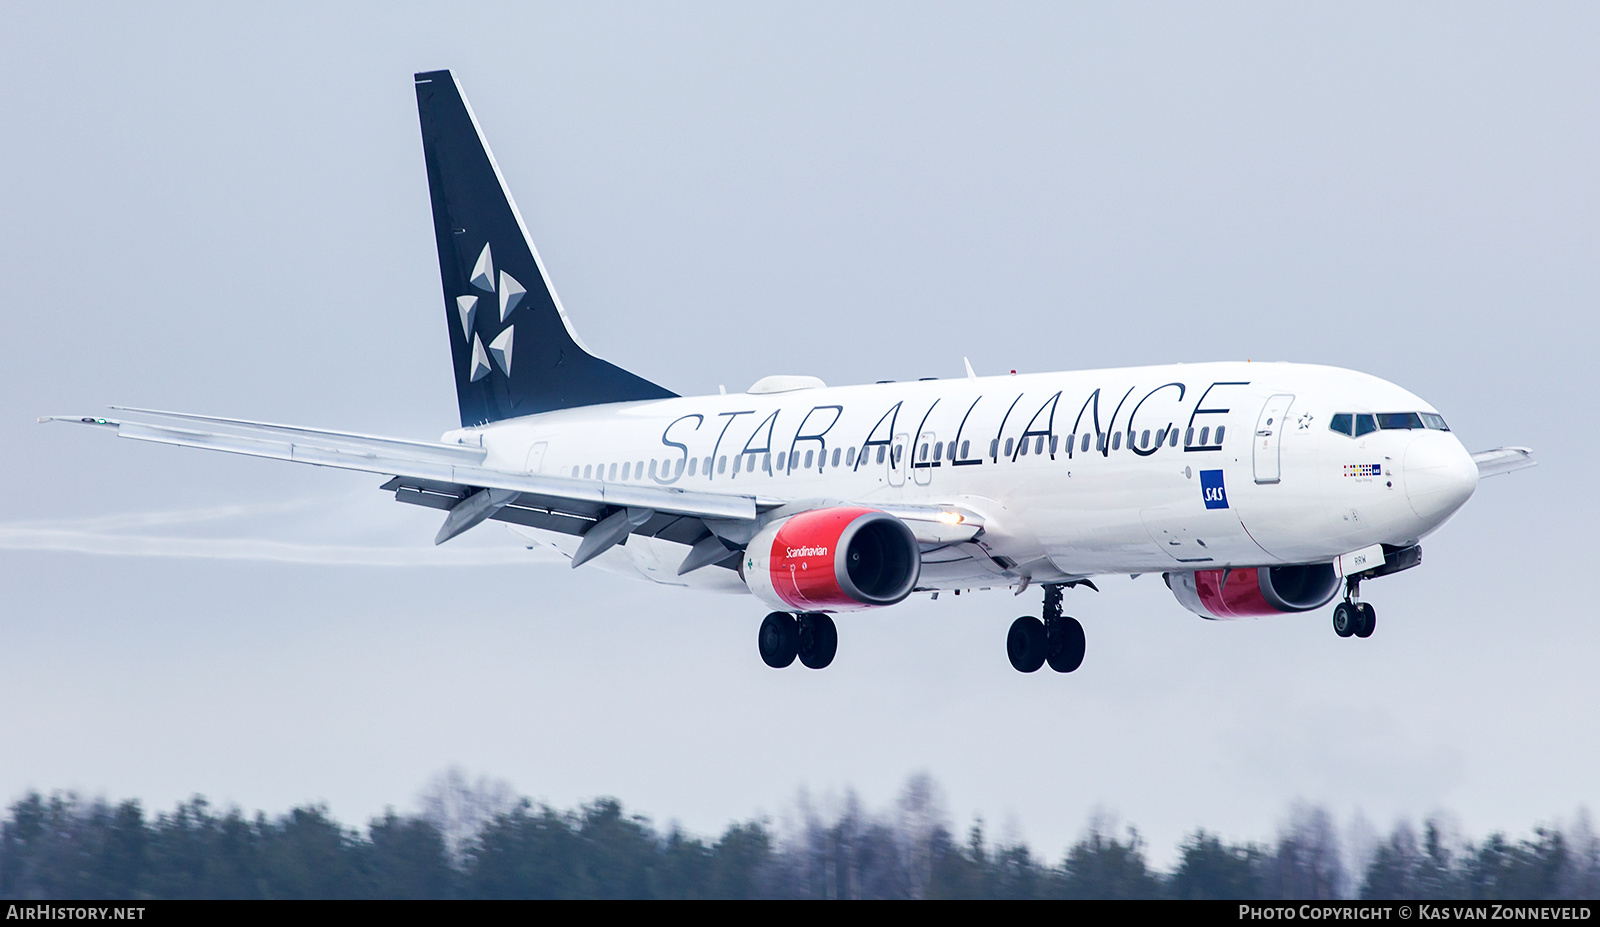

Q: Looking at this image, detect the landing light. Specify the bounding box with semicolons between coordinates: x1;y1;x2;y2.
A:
936;511;965;525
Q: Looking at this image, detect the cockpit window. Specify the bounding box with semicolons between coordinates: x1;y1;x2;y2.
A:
1377;412;1425;430
1332;411;1443;437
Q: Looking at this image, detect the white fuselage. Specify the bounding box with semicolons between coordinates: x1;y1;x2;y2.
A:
452;361;1478;594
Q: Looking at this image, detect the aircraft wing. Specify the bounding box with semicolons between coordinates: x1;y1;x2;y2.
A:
42;410;979;567
43;409;753;533
1471;446;1537;478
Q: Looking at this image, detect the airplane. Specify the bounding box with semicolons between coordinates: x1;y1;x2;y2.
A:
44;70;1536;674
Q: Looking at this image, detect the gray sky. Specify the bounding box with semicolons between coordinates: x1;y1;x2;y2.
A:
1;2;1594;865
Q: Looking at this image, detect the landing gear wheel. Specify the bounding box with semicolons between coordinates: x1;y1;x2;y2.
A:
759;612;798;668
1046;616;1086;673
1354;602;1376;639
797;613;838;669
1007;616;1047;673
1332;602;1356;638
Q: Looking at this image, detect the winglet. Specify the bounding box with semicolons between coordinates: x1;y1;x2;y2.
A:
41;415;120;427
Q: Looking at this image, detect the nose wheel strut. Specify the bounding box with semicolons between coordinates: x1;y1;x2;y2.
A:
1332;577;1376;639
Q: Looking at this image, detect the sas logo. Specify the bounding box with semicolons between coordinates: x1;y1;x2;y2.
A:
1344;463;1382;478
1200;469;1228;509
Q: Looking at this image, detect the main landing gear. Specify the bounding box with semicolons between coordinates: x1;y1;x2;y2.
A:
1331;577;1376;639
759;611;838;669
1008;584;1086;673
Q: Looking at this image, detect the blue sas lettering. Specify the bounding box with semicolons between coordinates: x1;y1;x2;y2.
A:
1200;469;1229;509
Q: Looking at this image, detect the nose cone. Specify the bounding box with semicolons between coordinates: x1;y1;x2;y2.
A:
1404;435;1478;527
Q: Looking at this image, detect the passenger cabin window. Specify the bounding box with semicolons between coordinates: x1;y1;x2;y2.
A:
1215;426;1225;444
962;440;970;458
1329;413;1353;436
1198;427;1209;446
687;458;696;477
1005;438;1014;457
717;456;727;474
832;448;841;467
776;452;786;470
1169;429;1178;447
1354;414;1377;437
846;447;856;467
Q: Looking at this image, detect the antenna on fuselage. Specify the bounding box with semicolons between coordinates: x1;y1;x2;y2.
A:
963;357;977;380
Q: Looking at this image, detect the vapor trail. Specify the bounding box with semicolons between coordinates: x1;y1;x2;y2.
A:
0;526;553;566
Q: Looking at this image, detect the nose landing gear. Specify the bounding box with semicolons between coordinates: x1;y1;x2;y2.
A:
1008;584;1086;673
1332;578;1377;639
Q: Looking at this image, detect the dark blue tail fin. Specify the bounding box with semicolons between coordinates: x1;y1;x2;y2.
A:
414;70;676;426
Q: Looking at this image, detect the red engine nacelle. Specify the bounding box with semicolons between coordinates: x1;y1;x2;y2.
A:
742;507;921;612
1165;563;1341;619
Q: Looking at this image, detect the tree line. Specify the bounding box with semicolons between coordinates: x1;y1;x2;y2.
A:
1;773;1595;899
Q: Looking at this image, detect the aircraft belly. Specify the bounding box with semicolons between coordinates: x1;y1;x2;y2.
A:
1022;470;1192;574
916;542;1013;588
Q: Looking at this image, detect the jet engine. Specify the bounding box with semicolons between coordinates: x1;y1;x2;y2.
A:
1164;563;1341;620
741;507;920;611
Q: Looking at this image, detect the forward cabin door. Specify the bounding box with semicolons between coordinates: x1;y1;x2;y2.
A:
1253;394;1294;484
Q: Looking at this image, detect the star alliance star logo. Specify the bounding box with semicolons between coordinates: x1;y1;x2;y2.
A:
455;243;524;382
